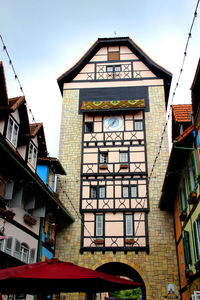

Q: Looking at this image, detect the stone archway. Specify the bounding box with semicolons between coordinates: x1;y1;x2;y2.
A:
96;262;146;300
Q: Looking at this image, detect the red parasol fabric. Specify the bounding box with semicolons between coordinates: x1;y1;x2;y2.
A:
0;258;143;294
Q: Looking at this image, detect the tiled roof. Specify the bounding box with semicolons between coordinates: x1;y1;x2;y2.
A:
8;96;25;110
29;123;43;137
172;104;192;123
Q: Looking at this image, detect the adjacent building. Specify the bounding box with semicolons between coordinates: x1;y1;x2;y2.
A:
56;37;179;299
0;61;74;270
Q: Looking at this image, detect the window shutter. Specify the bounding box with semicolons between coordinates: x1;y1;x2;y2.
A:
192;153;198;189
187;168;192;193
29;248;35;264
183;231;192;269
179;190;183;212
5;237;12;255
14;239;21;259
183;181;188;210
193;221;200;260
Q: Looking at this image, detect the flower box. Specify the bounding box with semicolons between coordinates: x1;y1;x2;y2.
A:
45;237;55;246
94;238;104;245
188;191;197;205
125;238;135;245
185;269;193;278
120;164;128;169
99;164;108;170
23;214;37;225
179;210;187;221
0;208;15;219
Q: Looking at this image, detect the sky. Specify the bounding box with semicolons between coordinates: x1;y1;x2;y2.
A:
0;0;200;157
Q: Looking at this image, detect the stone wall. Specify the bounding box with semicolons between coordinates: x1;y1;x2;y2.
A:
56;86;179;300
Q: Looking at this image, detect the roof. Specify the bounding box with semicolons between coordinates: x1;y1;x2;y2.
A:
29;123;43;137
57;37;172;105
37;157;66;175
8;96;25;111
172;104;192;123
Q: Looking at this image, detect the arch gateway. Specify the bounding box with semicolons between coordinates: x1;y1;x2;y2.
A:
56;37;179;299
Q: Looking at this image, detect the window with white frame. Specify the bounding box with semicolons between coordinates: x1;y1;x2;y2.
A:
28;141;38;169
20;244;29;263
194;214;200;261
91;186;97;198
99;186;106;198
6;116;19;147
122;186;129;198
96;214;103;236
131;186;137;198
100;152;108;164
120;151;128;163
134;120;143;131
125;214;134;236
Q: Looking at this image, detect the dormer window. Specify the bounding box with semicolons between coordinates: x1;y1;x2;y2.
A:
6;116;19;148
28;141;38;169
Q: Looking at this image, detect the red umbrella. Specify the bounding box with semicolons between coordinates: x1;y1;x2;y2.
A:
0;258;143;294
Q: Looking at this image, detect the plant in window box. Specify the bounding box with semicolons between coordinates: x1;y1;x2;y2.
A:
188;191;197;204
0;207;6;217
6;210;15;219
125;238;135;245
120;163;128;169
185;269;194;278
23;214;37;225
179;209;187;221
99;164;108;170
94;238;104;245
45;237;55;246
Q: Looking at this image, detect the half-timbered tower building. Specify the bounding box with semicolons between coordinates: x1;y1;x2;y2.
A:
56;37;179;300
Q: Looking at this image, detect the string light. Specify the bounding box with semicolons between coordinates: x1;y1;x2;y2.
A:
0;34;37;124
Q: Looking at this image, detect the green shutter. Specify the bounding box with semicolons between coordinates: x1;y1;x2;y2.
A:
179;189;183;212
187;168;192;193
192;153;198;189
183;231;192;269
183;233;189;269
194;221;200;260
183;181;188;210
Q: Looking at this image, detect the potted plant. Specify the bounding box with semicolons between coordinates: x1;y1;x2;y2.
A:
45;237;55;246
188;191;197;205
179;209;187;221
23;214;37;225
185;269;193;278
6;210;15;219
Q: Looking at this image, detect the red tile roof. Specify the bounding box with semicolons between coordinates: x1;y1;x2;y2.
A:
172;104;192;123
29;123;43;137
8;96;25;110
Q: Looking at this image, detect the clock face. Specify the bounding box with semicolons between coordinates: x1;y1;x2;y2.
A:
103;116;124;132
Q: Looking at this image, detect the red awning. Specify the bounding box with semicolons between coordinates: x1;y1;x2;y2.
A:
0;258;143;294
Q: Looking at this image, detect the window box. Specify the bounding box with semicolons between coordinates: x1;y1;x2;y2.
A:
23;214;37;225
185;269;194;278
94;238;104;245
45;237;55;246
179;210;187;221
195;260;200;271
188;191;197;205
120;164;128;169
125;238;135;245
99;164;108;170
0;208;15;219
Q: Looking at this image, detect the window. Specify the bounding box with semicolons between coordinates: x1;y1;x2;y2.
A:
122;186;129;198
91;186;97;198
28;142;38;169
6;116;19;147
29;248;35;264
106;65;121;79
188;154;197;193
20;244;29;263
183;230;192;269
108;51;120;61
134;121;143;131
194;215;200;261
5;237;12;255
85;122;93;133
100;152;108;164
99;186;106;198
120;151;128;163
131;186;137;198
125;214;134;236
179;181;187;212
96;214;103;236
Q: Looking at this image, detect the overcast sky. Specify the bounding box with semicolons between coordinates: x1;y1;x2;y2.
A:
0;0;200;157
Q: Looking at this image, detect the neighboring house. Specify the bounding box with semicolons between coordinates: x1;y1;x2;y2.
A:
160;59;200;300
56;37;179;299
0;61;74;270
36;157;67;260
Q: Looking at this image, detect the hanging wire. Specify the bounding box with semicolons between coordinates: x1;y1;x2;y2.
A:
0;34;37;124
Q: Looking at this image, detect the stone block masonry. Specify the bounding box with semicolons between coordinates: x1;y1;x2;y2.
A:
56;86;179;300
